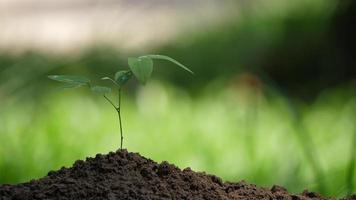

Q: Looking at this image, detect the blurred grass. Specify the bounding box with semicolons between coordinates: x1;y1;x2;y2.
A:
0;79;354;197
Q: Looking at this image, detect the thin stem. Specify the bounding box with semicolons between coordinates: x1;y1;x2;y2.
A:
117;88;124;150
103;95;117;110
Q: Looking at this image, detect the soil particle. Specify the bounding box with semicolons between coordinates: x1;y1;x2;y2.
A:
0;149;348;200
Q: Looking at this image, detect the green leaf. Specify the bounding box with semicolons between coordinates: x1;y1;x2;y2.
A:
48;75;90;84
91;86;112;94
114;70;132;86
142;55;194;74
101;77;114;81
58;83;84;89
128;57;153;85
101;77;119;86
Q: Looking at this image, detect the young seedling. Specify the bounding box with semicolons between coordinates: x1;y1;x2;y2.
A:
48;55;193;149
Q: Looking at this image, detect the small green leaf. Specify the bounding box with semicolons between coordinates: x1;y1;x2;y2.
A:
101;77;113;81
48;75;90;84
128;57;153;85
91;86;112;94
102;77;119;86
142;55;194;74
114;70;132;86
59;83;84;89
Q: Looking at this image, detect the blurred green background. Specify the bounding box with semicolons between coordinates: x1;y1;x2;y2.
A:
0;0;355;198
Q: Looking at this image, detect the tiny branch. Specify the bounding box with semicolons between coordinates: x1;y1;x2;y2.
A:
103;95;117;110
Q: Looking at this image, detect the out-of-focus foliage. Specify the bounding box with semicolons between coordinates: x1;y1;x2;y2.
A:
0;81;355;198
154;0;356;100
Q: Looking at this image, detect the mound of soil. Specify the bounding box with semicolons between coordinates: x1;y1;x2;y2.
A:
0;149;353;200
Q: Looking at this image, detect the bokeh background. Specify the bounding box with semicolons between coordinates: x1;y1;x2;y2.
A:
0;0;355;198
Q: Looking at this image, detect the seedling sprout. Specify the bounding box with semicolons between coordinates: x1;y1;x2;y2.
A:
48;55;193;149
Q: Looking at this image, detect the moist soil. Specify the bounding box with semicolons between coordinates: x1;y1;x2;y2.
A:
0;149;354;200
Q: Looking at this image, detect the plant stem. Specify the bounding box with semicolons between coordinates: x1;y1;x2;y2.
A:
103;95;117;110
117;88;124;150
103;92;123;149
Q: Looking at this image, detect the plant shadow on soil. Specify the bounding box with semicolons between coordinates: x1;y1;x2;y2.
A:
0;149;354;200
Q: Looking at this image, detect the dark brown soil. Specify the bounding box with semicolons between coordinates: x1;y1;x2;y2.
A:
0;149;353;200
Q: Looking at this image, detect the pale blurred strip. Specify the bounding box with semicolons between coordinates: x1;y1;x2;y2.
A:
0;0;238;53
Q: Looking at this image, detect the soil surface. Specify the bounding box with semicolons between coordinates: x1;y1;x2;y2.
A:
0;149;354;200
